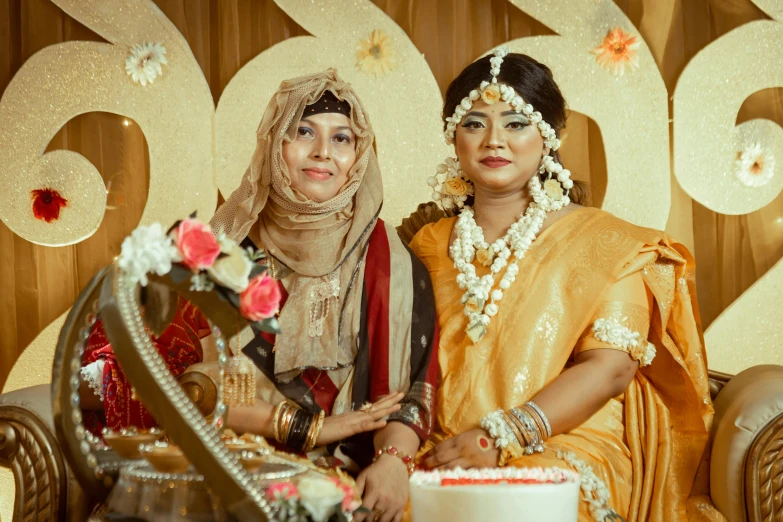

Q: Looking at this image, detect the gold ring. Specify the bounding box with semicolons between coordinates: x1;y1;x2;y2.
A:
360;402;373;413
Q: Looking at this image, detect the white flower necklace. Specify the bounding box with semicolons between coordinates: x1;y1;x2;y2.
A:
451;177;567;343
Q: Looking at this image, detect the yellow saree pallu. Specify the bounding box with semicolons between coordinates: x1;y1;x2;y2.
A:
410;207;725;521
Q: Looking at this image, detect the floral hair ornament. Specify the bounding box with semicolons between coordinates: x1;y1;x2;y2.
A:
431;46;572;212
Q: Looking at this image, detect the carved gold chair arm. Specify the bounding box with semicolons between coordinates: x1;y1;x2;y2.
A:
710;364;783;522
0;384;90;522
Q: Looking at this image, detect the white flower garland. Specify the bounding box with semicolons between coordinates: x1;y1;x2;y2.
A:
442;45;575;342
443;46;560;151
592;318;656;367
79;360;105;401
479;409;517;449
557;451;620;522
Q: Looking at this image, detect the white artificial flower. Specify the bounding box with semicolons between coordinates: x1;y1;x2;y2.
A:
118;223;180;286
207;241;252;292
125;42;168;87
735;142;775;188
297;477;344;522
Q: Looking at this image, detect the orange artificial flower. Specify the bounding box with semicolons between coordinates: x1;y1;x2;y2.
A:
591;27;640;77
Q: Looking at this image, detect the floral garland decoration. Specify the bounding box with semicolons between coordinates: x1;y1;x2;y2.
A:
117;212;282;333
557;451;625;522
591;319;656;367
441;46;574;342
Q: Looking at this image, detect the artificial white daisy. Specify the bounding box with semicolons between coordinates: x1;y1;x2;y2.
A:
735;142;775;188
125;42;168;87
118;223;180;286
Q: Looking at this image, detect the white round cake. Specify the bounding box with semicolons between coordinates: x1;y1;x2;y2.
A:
409;467;581;522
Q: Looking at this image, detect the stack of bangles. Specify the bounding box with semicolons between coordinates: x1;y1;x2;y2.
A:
480;401;552;458
272;400;325;454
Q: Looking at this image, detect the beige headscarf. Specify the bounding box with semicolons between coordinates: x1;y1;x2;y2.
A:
211;70;383;382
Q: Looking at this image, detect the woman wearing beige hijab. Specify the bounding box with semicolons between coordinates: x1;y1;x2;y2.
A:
215;69;438;522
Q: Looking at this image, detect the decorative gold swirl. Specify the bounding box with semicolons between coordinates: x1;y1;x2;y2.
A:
0;0;216;246
507;0;671;229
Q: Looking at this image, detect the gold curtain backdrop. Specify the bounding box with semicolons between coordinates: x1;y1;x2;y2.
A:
0;0;782;391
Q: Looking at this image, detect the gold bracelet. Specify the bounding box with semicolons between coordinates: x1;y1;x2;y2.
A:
279;402;298;444
524;401;552;439
304;410;325;453
503;411;529;448
272;401;285;443
520;403;548;443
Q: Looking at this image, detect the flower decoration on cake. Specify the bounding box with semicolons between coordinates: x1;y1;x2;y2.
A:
591;27;640;77
735;142;775;188
265;476;361;522
356;30;396;77
125;42;168;86
30;187;67;223
117;213;281;332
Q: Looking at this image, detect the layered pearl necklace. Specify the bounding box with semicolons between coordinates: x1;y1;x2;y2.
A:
450;199;549;343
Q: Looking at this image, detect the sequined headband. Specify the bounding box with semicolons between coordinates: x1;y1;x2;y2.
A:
304;90;351;117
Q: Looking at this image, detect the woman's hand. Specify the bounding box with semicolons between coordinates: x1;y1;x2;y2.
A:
315;392;404;446
423;428;499;470
354;454;409;522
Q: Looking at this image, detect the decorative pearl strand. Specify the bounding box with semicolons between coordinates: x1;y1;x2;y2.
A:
451;175;568;342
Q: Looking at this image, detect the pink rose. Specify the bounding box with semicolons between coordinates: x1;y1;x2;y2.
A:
174;218;221;271
330;478;359;512
240;273;282;321
266;482;299;501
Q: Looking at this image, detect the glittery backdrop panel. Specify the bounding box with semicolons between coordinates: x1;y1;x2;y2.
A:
674;5;783;373
215;0;448;227
674;21;783;215
507;0;671;230
0;0;216;246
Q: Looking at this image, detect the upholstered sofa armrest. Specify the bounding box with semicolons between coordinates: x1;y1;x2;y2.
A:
710;364;783;522
180;361;221;416
0;384;91;521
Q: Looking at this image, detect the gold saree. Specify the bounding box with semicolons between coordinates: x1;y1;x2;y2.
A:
410;207;725;521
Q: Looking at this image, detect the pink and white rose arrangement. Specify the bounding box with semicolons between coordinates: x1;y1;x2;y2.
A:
264;476;362;522
118;213;282;332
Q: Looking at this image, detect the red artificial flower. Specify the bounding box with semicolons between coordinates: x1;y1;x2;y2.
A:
31;188;68;223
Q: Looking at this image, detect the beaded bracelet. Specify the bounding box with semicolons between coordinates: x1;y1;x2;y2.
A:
373;446;415;476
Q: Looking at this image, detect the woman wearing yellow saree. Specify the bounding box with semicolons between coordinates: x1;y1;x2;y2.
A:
410;48;724;521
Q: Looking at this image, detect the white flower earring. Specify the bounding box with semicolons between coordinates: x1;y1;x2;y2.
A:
428;157;474;211
529;155;573;212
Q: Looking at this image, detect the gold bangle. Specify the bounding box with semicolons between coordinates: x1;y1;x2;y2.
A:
304;409;325;452
272;401;284;443
508;410;537;448
524;401;551;440
279;402;298;444
503;411;529;448
520;403;548;442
